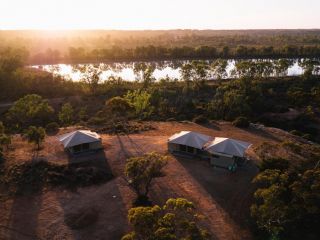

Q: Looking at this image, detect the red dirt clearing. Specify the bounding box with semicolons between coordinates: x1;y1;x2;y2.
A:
0;121;283;240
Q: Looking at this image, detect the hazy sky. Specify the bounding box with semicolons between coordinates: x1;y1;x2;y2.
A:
1;0;320;30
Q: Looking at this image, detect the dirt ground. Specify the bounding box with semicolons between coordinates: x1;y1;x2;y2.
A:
0;121;285;240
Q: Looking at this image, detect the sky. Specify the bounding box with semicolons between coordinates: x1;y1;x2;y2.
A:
1;0;320;30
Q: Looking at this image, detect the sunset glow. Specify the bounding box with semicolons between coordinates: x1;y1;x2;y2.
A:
1;0;320;30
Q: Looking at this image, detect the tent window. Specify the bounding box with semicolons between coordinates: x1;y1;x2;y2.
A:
82;143;90;150
180;145;187;152
197;149;203;154
187;146;194;153
73;145;82;152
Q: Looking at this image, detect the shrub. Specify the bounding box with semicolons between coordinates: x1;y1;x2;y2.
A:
290;130;302;136
122;198;210;240
125;153;168;203
106;97;133;115
59;103;74;126
45;122;59;134
281;141;302;154
302;133;312;141
87;116;106;125
259;158;289;171
193;115;208;124
6;94;54;130
1;160;113;196
25;126;46;150
232;116;250;128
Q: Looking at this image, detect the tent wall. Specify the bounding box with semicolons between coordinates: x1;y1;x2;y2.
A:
168;143;180;153
68;140;103;154
210;154;235;169
89;141;103;150
168;143;210;159
168;143;197;155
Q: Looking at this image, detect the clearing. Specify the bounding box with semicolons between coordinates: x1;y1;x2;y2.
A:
0;121;301;240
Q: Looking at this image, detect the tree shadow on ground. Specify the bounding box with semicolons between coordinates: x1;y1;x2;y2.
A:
1;162;45;240
175;155;258;230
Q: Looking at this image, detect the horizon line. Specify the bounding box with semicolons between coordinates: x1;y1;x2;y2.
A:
1;28;320;31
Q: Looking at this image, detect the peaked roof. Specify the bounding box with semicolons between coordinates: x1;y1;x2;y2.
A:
168;131;212;149
58;130;101;148
205;137;251;157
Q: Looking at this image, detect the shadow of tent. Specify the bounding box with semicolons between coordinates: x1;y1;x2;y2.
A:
175;155;258;230
54;177;131;240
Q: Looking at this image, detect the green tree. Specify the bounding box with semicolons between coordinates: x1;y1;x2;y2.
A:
180;63;193;89
78;107;88;121
58;103;74;126
125;90;154;118
191;60;209;89
122;198;210;240
211;59;228;79
78;65;102;94
251;168;320;239
134;62;156;88
106;97;134;117
6;94;54;130
290;169;320;220
25;126;46;150
125;153;168;203
251;170;291;239
274;59;294;77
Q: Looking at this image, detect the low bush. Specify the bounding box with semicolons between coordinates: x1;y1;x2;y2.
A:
87;116;106;125
45;122;59;134
281;140;302;154
302;133;312;141
259;158;289;171
0;160;113;196
232;116;250;128
193;115;208;124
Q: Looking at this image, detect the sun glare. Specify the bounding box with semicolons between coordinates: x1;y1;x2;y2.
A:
1;0;320;30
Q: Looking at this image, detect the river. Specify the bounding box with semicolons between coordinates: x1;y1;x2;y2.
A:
31;59;314;82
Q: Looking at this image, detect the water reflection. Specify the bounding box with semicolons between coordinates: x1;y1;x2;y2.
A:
32;59;317;82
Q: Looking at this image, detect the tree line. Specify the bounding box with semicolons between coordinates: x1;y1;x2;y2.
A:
31;44;320;64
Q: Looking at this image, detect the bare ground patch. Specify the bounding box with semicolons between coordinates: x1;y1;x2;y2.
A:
1;121;302;240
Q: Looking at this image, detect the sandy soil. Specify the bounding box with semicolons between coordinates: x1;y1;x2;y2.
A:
0;121;284;240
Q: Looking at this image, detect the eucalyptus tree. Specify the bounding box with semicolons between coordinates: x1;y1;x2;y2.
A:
298;59;320;77
180;62;193;89
133;62;156;88
122;198;210;240
274;59;294;77
77;64;102;95
211;59;228;79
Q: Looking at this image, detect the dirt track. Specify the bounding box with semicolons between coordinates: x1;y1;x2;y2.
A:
0;121;283;240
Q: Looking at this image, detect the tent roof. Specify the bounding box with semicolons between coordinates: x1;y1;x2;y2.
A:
58;130;101;148
204;137;251;157
168;131;212;149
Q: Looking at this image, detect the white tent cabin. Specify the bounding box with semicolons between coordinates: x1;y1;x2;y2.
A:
204;138;252;170
168;131;212;156
58;130;103;154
